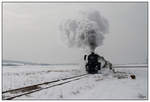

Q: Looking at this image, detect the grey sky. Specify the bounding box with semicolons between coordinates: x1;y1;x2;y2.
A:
3;2;148;64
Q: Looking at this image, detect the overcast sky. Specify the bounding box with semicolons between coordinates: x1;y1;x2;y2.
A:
3;2;148;64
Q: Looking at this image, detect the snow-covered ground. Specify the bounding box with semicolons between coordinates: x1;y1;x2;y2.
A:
2;64;148;100
2;65;84;91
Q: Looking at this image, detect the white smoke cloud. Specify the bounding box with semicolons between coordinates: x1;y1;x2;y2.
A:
59;10;109;51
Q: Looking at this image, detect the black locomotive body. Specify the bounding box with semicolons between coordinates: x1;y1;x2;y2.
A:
84;52;101;74
86;62;101;74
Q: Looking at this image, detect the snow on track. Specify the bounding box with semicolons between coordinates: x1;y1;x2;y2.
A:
16;68;147;100
2;65;84;91
3;74;88;100
2;65;148;100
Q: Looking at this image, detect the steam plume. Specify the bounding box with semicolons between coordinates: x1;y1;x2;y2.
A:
59;10;109;51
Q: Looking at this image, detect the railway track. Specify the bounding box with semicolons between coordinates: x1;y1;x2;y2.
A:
2;74;88;100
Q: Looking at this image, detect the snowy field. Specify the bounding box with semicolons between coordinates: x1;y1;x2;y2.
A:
2;64;148;100
2;65;84;91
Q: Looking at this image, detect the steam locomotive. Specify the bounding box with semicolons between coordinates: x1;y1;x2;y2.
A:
84;52;112;74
